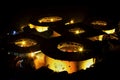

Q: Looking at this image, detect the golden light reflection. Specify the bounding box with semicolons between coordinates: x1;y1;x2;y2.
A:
98;35;104;41
78;47;84;52
57;42;84;52
50;31;61;37
78;58;96;70
28;23;48;32
88;35;104;41
69;28;85;34
33;53;46;69
27;51;46;70
102;28;115;34
15;38;37;47
38;16;62;23
46;56;77;74
28;24;35;29
45;56;96;74
35;26;48;32
65;19;74;25
91;20;107;26
21;51;96;73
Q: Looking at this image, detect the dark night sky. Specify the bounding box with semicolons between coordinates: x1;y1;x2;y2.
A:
0;1;120;35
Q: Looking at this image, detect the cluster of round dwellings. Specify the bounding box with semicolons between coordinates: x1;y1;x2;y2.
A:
5;15;120;74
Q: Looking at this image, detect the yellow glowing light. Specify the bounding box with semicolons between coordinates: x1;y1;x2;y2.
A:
28;24;35;29
78;47;83;52
78;58;96;70
27;51;42;58
65;19;74;25
98;35;104;41
34;53;46;69
88;35;104;41
69;28;85;34
75;30;80;34
50;18;54;22
27;51;46;69
30;53;35;58
46;56;96;74
91;20;107;26
70;20;74;23
21;41;26;45
102;28;115;34
15;38;37;47
46;56;77;74
35;26;48;32
38;16;62;23
28;23;48;32
57;42;84;52
24;51;96;73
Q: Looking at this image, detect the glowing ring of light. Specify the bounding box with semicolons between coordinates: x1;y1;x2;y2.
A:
57;41;84;52
40;36;102;61
8;33;46;53
38;16;63;23
57;22;105;38
84;17;117;30
15;38;37;47
29;15;69;26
